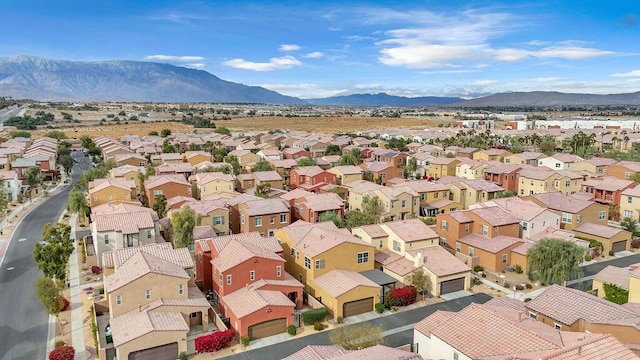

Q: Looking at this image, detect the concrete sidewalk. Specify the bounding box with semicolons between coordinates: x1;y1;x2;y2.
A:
68;213;87;360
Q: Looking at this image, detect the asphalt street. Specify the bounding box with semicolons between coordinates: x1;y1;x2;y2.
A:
0;151;88;360
221;293;492;360
0;105;24;124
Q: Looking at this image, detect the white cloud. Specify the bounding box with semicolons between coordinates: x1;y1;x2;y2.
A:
303;52;324;58
523;40;550;46
222;55;302;71
419;69;478;75
378;40;480;68
611;70;640;77
328;27;342;31
279;44;301;52
526;77;566;82
144;55;206;68
344;35;377;42
474;80;499;86
534;46;614;59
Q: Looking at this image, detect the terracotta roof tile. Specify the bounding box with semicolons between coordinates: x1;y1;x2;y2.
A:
574;222;627;239
111;310;188;347
311;269;380;298
211;232;282;254
353;224;387;239
469;207;520;226
283;345;348;360
458;234;522;253
102;242;193;269
594;265;631;290
381;219;438;242
211;239;283;272
104;252;189;292
328;345;423;360
243;198;290;216
407;246;470;277
283;223;373;257
222;287;294;318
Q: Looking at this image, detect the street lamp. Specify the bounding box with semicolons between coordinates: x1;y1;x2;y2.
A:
513;286;517;300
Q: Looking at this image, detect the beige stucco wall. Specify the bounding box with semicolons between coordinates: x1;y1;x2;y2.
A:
107;273;188;318
198;179;235;198
115;330;187;360
629;276;640;303
311;283;380;318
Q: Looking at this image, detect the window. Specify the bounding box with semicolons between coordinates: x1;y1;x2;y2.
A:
598;211;606;220
145;289;151;300
576;214;582;223
276;266;282;277
280;213;287;223
219;273;222;284
456;243;461;252
315;259;325;269
241;215;245;225
439;237;446;246
421;194;426;201
108;194;112;200
628;196;633;204
555;163;561;168
468;247;474;257
465;224;470;233
434;191;439;198
401;200;406;208
146;229;152;239
357;251;369;264
554;323;562;330
153;189;163;196
290;248;295;256
189;312;198;319
226;275;232;285
255;216;263;227
502;254;508;264
250;270;255;280
625;172;632;179
529;312;537;319
270;216;275;224
93;195;98;201
441;220;448;230
482;225;489;236
393;240;401;252
565;180;570;187
104;234;109;244
454;353;459;360
213;216;225;225
522;221;528;230
268;230;275;236
624;210;633;218
561;212;572;224
178;283;184;295
304;256;311;269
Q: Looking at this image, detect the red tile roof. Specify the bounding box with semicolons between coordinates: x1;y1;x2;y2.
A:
311;269;380;297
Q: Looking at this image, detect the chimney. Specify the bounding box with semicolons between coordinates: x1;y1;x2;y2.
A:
414;252;424;267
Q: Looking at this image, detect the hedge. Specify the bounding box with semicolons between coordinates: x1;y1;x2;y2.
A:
302;307;328;325
49;345;75;360
384;285;417;307
195;329;235;353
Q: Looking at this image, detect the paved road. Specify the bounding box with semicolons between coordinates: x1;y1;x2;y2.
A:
222;293;492;360
569;253;640;290
0;105;24;124
0;151;89;360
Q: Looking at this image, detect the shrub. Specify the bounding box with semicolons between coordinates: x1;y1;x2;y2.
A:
631;238;640;249
54;340;66;348
384;285;417;307
503;281;511;289
375;302;385;313
584;255;592;262
609;250;615;256
525;283;533;289
514;264;523;274
314;322;325;331
240;336;250;346
179;352;188;360
287;325;297;336
336;316;344;324
49;345;75;360
302;307;328;325
91;266;102;275
473;265;484;272
61;298;70;311
194;329;235;353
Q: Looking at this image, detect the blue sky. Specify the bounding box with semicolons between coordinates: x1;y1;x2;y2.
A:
1;0;639;98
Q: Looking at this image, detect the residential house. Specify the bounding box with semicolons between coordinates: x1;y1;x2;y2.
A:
159;153;183;165
621;186;640;221
256;149;283;161
517;168;584;196
191;172;235;199
114;153;147;168
573;157;617;175
276;221;378;318
538;153;584;170
592;265;639;303
455;159;490;180
282;148;309;160
327;165;363;185
526;191;609;231
251;170;284;190
109;164;144;182
88;178;137;208
439;177;504;209
183;151;212;166
392;180;457;217
473;148;511;162
605;160;640;180
525;285;640;352
483;164;522;193
573;222;632;254
101;244;210;360
427;157;460;180
455;147;480;159
154;162;195;180
144;174;192;208
227;149;259;171
358;161;402;185
413;298;638;360
581;176;637;206
269;159;298;184
470;197;560;240
503;151;546;166
289;166;337;192
172;199;229;236
0;170;21;202
285;345;424;360
292;192;345;223
407;152;433;178
238;198;291;236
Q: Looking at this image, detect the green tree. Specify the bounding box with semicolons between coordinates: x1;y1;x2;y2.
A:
35;277;64;334
346;195;382;229
214;127;231;135
33;223;74;281
603;283;629;304
170;206;202;250
411;268;430;299
319;210;345;228
252;160;273;172
255;183;271;198
148;130;159;136
620;217;638;234
25;166;44;198
225;155;242;175
325;145;342;155
329;323;383;350
68;188;89;220
363;170;374;182
58;153;74;176
496;191;517;198
160;128;172;137
152;194;167;218
44;130;67;140
296;158;316;167
9;130;31;138
200;165;232;174
526;238;585;285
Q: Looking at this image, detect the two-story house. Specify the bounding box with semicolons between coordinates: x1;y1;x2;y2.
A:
483;164;522;193
581;176;637;206
144;174;192;208
427;157;460;180
620;186;640;221
538;153;584;170
455;159;490;180
289;166;337;192
358;161;403;185
109;164;144;182
88;178;137;208
525;191;609;231
473;148;511;162
114;153;147;168
191;172;235;199
605;160;640;180
183;151;212;166
238;198;291;236
573;157;617;175
438;177;504;209
172;199;229;236
503;151;546;166
327;165;363;185
292;192;345;223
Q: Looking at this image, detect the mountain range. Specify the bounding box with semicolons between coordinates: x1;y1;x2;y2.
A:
1;56;640;107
